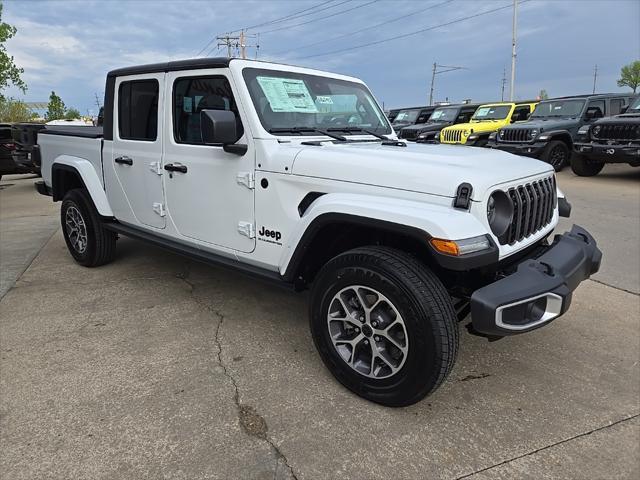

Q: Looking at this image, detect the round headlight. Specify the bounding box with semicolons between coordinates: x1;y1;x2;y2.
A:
592;125;601;137
529;129;538;138
499;129;505;137
487;190;514;239
463;129;470;136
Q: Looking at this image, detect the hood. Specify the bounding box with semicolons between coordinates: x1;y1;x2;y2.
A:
503;117;578;131
454;120;505;134
287;141;553;200
595;113;640;124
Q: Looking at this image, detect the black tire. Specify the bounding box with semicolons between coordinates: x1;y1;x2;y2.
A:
61;188;116;267
310;246;459;407
570;153;605;177
541;140;569;171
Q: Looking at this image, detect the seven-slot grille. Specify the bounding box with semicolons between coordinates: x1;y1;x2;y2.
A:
503;176;557;245
399;129;418;140
442;129;463;143
593;124;639;142
499;128;533;143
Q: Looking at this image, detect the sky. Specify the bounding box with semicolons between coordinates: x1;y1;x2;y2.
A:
4;0;640;115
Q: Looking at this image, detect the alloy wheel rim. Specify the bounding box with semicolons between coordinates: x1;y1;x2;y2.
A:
327;285;409;379
550;145;566;167
65;206;88;253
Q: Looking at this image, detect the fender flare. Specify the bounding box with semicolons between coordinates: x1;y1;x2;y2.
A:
540;130;574;147
280;192;491;278
52;156;114;217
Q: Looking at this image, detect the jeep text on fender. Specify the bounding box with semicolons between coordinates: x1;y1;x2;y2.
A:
35;57;601;407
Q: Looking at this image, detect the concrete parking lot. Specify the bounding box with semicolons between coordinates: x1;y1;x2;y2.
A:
1;166;639;479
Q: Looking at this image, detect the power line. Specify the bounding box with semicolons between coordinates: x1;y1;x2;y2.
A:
237;0;349;32
255;0;381;35
270;0;454;55
301;0;532;59
194;0;347;57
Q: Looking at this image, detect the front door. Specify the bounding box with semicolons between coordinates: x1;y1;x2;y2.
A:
109;73;166;229
162;71;255;253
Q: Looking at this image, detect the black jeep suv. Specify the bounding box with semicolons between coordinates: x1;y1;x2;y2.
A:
488;94;635;171
390;106;435;131
398;103;480;142
572;95;640;176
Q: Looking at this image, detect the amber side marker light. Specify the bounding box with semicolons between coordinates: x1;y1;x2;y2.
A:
430;236;492;256
430;238;460;256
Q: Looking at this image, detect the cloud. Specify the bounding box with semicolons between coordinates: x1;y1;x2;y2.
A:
3;0;638;113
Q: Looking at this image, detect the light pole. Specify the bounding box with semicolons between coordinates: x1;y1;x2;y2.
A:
510;0;518;101
429;63;467;106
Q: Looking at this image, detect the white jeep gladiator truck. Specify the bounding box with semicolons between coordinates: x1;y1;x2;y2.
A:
35;58;601;406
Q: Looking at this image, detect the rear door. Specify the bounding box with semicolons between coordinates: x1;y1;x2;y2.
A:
109;74;166;229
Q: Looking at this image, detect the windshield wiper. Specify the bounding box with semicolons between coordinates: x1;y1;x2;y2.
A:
268;127;346;141
326;126;390;140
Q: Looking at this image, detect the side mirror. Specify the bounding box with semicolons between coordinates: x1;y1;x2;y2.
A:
201;109;238;145
584;109;595;121
620;105;628;114
200;109;247;155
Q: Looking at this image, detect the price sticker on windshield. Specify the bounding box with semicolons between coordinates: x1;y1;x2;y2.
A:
475;107;491;117
257;76;318;113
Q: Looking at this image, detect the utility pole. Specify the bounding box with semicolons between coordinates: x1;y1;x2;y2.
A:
429;62;467;106
94;92;102;110
592;64;598;94
510;0;518;101
217;30;259;59
501;67;507;101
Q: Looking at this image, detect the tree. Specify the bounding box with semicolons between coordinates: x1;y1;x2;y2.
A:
64;107;81;120
0;96;37;122
0;2;27;97
45;91;65;121
617;61;640;93
538;89;549;100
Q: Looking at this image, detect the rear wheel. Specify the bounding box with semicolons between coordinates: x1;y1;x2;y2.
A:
310;246;458;407
541;140;569;171
570;153;604;177
61;188;116;267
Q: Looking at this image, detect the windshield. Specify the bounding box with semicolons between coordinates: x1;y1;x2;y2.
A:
428;107;458;122
531;99;585;118
629;96;640;111
472;105;511;121
392;109;420;124
243;68;391;135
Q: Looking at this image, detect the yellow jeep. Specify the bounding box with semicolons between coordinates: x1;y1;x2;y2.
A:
439;101;538;146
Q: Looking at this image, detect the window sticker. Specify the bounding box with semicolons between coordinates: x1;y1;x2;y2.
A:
316;95;333;105
431;110;444;119
553;106;562;110
257;76;318;113
475;107;491;117
183;97;193;113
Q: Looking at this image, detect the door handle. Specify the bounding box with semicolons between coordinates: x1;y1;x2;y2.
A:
115;156;133;165
164;163;188;174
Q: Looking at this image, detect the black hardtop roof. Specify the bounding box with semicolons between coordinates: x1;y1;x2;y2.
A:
107;57;233;78
543;93;634;101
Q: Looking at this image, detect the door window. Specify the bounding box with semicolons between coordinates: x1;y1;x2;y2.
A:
610;98;625;115
512;105;531;122
118;80;159;141
173;76;244;144
586;100;605;118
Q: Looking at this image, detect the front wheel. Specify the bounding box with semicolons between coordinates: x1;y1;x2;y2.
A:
541;140;570;171
61;188;117;267
310;246;459;407
570;153;604;177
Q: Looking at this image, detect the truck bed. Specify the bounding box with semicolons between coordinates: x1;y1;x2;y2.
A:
39;126;103;139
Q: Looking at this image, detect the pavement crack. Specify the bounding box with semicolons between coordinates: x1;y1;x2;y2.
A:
454;412;640;479
176;264;299;480
588;278;639;296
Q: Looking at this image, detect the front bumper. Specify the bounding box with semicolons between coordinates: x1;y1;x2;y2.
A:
488;141;547;158
574;142;640;166
470;225;601;336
